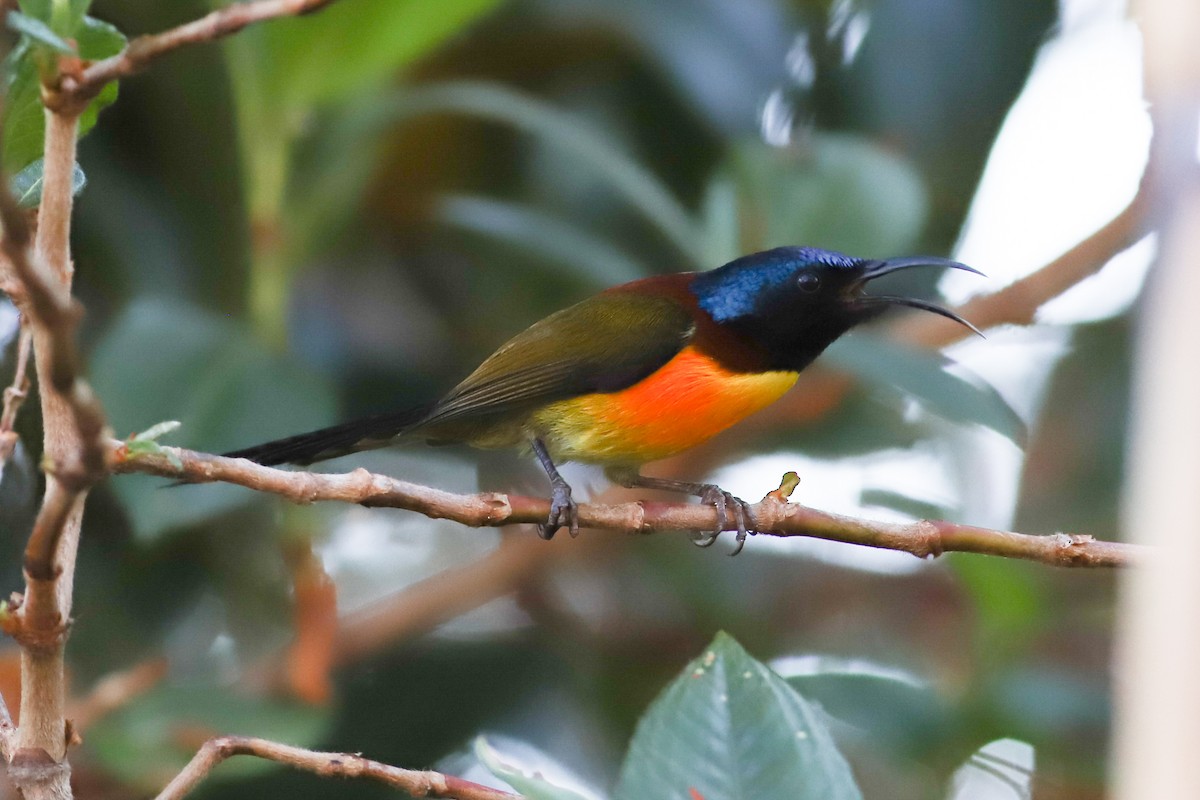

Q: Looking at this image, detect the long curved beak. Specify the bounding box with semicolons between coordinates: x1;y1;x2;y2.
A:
862;256;984;282
857;256;985;338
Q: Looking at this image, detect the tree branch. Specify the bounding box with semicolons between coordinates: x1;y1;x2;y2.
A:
0;690;15;761
66;658;169;732
56;0;342;108
0;81;108;800
891;167;1154;349
156;735;519;800
111;442;1146;568
0;321;32;470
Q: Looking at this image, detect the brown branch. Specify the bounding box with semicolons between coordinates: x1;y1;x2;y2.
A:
111;442;1146;568
0;690;15;760
332;535;559;669
66;658;169;732
156;735;520;800
56;0;342;109
890;174;1154;349
0;321;32;469
0;78;107;800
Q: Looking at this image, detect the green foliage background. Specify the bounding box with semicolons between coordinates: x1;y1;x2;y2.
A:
0;0;1126;798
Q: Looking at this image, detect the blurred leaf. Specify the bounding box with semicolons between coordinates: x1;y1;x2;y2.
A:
74;15;125;134
258;0;502;111
17;0;89;35
988;668;1109;736
545;0;795;134
435;194;646;285
6;12;73;54
614;632;862;800
717;136;928;257
946;739;1034;800
91;298;336;539
1;13;125;173
87;683;330;792
825;335;1026;445
131;419;182;443
0;438;37;542
781;660;951;757
475;738;595;800
952;556;1047;651
2;41;44;173
9;157;86;207
384;82;703;263
858;488;950;521
222;1;501;341
699;174;740;266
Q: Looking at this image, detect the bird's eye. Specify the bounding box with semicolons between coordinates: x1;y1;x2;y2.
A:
797;273;821;293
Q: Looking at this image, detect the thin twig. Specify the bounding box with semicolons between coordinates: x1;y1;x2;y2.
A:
67;658;169;732
156;735;520;800
891;172;1154;348
0;321;32;469
111;442;1146;568
56;0;342;109
0;689;15;760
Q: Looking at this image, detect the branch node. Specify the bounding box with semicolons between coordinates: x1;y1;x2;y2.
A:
915;521;945;559
64;719;82;749
8;609;71;654
22;553;64;583
627;501;648;534
482;493;513;525
8;747;70;784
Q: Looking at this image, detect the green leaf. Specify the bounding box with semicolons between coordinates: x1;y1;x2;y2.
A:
858;488;950;521
946;739;1035;800
435;194;646;285
257;0;503;111
782;660;950;757
91;298;337;539
87;683;330;793
715;136;928;258
6;11;74;54
952;556;1047;650
17;0;89;37
2;42;45;173
382;82;703;263
74;15;126;136
614;632;862;800
1;13;125;173
9;157;86;208
125;420;184;468
130;420;182;443
475;738;595;800
825;335;1027;445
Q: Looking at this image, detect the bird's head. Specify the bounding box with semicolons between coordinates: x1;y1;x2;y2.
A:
690;246;982;372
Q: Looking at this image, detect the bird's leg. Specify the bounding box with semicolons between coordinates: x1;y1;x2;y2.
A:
531;438;579;539
607;469;756;555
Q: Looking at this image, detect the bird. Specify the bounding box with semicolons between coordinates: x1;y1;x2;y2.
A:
223;246;981;554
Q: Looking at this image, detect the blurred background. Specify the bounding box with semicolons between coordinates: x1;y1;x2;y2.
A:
0;0;1158;797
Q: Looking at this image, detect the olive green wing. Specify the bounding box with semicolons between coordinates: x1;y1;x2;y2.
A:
416;291;695;433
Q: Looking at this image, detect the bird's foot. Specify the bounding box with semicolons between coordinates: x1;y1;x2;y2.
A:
537;480;579;540
695;484;756;556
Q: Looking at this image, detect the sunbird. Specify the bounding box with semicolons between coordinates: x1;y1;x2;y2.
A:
225;246;981;554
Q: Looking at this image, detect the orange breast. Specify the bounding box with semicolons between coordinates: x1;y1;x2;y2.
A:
531;346;798;465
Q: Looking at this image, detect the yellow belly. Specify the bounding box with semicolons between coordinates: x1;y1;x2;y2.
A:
531;346;797;465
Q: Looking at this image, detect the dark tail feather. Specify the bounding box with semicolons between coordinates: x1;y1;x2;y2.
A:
222;404;433;467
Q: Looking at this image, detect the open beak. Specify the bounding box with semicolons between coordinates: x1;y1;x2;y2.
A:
855;256;985;337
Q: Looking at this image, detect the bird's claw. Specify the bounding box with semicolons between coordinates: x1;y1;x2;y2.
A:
694;484;755;555
538;481;579;539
